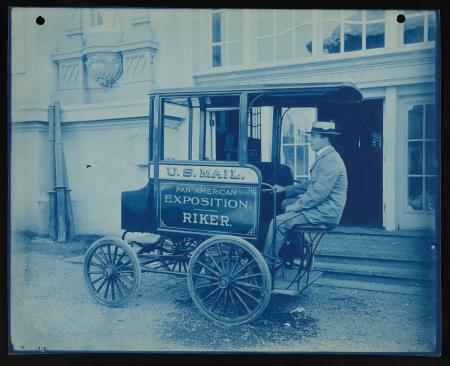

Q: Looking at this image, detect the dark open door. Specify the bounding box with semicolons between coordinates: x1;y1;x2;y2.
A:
318;99;384;227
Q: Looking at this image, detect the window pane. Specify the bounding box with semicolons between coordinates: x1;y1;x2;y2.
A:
344;10;362;21
425;141;437;175
282;145;295;169
296;145;308;175
276;10;292;33
366;10;385;21
257;10;273;37
425;104;436;139
408;177;423;210
366;22;385;49
212;12;221;43
404;15;424;44
428;13;436;41
323;21;341;54
295;24;313;57
229;10;243;41
408;105;423;139
257;37;273;62
282;120;294;144
322;10;341;21
425;177;437;211
408;141;423;175
276;31;293;60
294;10;312;25
212;45;221;67
344;23;362;52
229;42;243;65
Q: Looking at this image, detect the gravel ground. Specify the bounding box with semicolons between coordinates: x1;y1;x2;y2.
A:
9;232;439;354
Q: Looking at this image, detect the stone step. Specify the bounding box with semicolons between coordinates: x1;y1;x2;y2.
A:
314;272;434;296
317;233;437;263
313;255;435;281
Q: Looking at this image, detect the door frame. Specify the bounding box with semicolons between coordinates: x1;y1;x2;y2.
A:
396;94;436;231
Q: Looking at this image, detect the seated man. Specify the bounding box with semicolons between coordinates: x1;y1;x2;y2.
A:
263;121;348;262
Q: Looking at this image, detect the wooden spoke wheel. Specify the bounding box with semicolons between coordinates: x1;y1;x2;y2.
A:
84;237;141;307
158;236;199;274
187;235;272;325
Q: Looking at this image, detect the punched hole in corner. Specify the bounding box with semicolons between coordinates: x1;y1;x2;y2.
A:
36;16;45;25
396;14;405;23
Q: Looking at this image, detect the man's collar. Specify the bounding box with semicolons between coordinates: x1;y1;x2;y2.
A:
316;144;332;157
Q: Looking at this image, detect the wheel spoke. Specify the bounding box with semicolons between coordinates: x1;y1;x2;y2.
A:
116;259;131;271
111;277;116;301
233;259;255;277
93;253;108;268
89;261;105;270
205;249;222;273
235;273;262;281
234;281;263;291
234;285;261;303
211;289;224;311
95;277;108;293
230;248;244;274
118;273;134;285
201;286;221;302
194;281;219;290
90;276;104;285
232;288;251;314
229;289;239;317
107;245;112;264
196;260;220;277
114;278;124;298
217;243;225;273
116;276;131;292
88;270;103;275
99;246;110;265
104;279;111;299
115;251;127;267
112;245;119;264
193;273;218;281
182;260;188;273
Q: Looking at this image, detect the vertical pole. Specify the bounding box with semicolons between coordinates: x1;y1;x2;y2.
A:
199;98;206;160
54;102;67;242
239;92;248;164
62;146;75;241
48;105;57;240
188;98;193;160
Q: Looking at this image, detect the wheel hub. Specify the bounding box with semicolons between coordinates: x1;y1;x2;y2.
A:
218;276;232;289
102;268;113;278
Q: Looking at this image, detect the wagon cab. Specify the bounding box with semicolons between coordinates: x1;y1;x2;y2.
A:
85;82;363;325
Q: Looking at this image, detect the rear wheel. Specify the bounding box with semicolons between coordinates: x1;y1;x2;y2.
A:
84;237;141;307
187;235;271;325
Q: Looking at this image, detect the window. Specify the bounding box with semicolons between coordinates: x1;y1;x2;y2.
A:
212;9;243;67
322;10;385;54
256;10;313;62
403;10;436;45
280;108;316;183
407;104;437;211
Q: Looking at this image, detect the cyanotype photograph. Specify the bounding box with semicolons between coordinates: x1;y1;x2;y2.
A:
8;7;441;354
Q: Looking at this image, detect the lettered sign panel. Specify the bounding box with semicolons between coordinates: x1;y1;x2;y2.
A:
155;164;260;238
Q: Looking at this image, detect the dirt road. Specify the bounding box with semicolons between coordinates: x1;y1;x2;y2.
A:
9;232;438;353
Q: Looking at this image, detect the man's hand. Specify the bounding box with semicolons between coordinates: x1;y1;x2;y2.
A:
273;184;286;193
285;204;297;212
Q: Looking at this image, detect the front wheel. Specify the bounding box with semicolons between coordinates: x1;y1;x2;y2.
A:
187;235;272;325
84;237;141;307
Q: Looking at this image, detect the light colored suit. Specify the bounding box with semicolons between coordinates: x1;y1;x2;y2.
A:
263;146;347;258
285;145;348;225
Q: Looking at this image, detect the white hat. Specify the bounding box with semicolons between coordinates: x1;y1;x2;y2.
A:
305;121;341;135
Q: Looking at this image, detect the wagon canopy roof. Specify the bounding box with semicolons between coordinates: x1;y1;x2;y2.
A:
149;82;363;107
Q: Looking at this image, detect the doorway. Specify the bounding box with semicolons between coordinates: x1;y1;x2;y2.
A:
319;99;384;227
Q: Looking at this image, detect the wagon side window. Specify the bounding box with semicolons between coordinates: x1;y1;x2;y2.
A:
161;98;201;161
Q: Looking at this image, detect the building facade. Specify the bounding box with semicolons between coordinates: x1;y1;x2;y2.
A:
10;8;438;236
